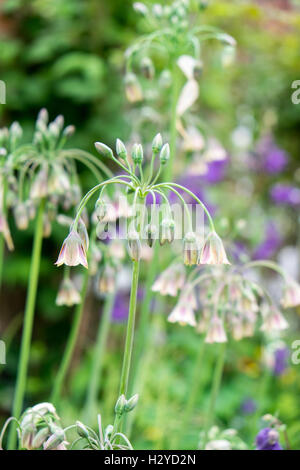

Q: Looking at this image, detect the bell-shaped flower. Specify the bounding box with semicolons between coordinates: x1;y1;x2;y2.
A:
56;278;81;307
168;299;196;327
281;278;300;309
152;263;185;297
199;231;230;265
260;306;288;332
55;230;88;268
205;315;227;344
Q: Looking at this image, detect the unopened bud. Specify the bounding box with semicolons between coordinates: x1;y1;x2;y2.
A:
183;231;199;266
116;138;128;160
128;230;141;261
152;133;163;153
115;394;127;415
43;427;65;450
76;421;90;439
124;394;139;412
145;223;157;248
32;427;50;449
95;142;114;159
95;198;107;221
159;143;170;165
160;218;175;245
140;57;154;80
63;125;75;138
132;143;143;165
124;73;143;103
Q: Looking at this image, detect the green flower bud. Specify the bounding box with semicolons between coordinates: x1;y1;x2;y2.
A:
128;230;141;261
183;231;199;266
94;142;114;159
124;394;139;412
95;198;107;221
152;133;163;153
63;125;75;137
43;427;65;450
132;143;143;165
140;57;155;80
32;427;50;449
116;138;128;160
159;143;170;165
115;394;127;415
160;218;175;245
145;223;157;248
76;421;90;439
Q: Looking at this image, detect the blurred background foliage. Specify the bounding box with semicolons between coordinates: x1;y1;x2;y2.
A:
0;0;300;450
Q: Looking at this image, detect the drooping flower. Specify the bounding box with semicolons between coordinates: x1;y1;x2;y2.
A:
281;278;300;308
0;211;14;251
205;315;227;343
55;230;88;268
124;73;143;103
152;263;185;297
256;428;283;451
199;231;230;265
260;306;288;332
56;278;81;307
183;231;199;266
167;297;196;327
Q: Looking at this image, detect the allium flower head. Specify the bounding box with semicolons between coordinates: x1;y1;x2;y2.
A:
152;263;185;297
199;231;230;265
281;278;300;309
55;230;88;268
56;278;81;307
205;315;227;344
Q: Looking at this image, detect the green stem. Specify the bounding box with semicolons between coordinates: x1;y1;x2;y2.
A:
202;342;226;450
164;61;181;183
172;339;206;449
113;259;140;433
0;176;8;291
7;198;46;450
128;246;159;398
51;266;90;406
83;291;115;422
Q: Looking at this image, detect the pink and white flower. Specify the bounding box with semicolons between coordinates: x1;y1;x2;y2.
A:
55;230;88;268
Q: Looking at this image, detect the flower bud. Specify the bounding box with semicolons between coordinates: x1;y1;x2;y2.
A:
140;57;155;80
116;138;128;160
128;230;141;261
159;143;170;165
14;202;29;230
160;218;175;245
21;423;36;449
43;427;65;450
63;125;75;138
183;231;199;266
152;133;163;153
32;427;50;449
37;108;49;125
133;2;148;16
132;143;143;165
145;223;157;248
115;394;127;415
76;421;90;439
95;198;107;221
94;142;114;159
124;394;139;412
124;73;143;103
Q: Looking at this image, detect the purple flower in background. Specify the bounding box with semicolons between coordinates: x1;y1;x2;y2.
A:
270;184;300;207
253;222;282;260
241;398;257;415
169;174;216;215
256;428;283;450
111;291;129;323
202;159;228;184
230;241;249;264
256;136;288;174
273;347;289;376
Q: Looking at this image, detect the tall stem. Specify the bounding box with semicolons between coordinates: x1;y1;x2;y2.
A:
128;246;159;397
0;176;8;291
202;342;226;450
51;266;90;405
172;339;206;449
164;61;181;183
83;291;115;422
113;259;140;434
8;198;46;450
